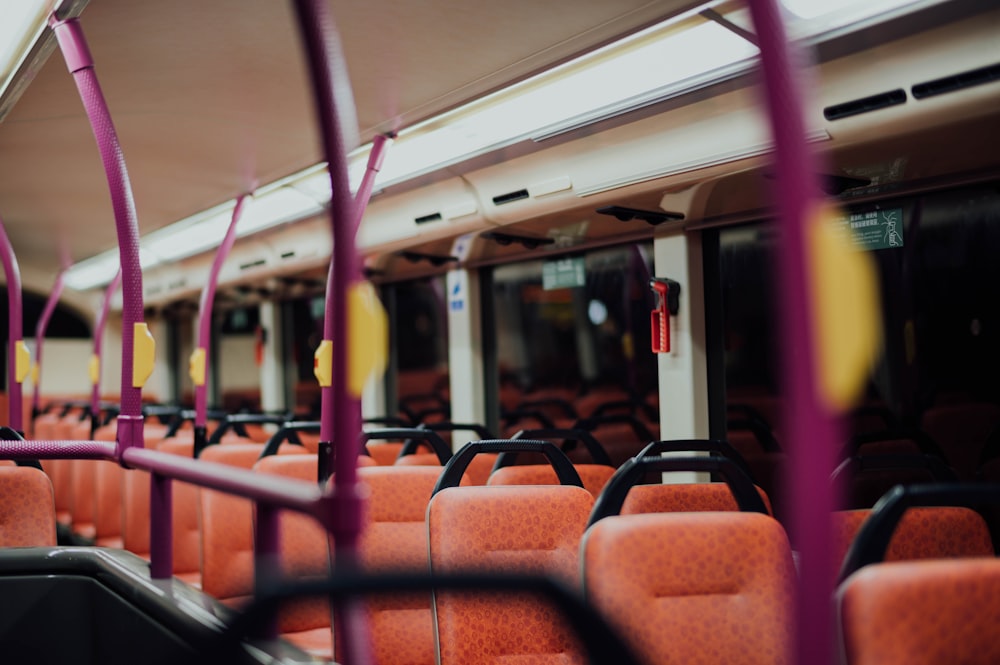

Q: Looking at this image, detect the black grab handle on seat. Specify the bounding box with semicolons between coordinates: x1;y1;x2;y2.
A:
638;439;754;478
207;412;292;444
838;483;1000;584
501;428;612;467
258;421;322;459
588;455;769;526
359;428;452;465
418;421;495;441
433;440;583;495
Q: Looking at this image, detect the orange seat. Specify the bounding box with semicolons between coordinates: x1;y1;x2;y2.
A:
621;482;773;515
254;454;333;660
428;485;594;664
199;443;270;604
0;466;57;547
488;464;615;498
358;466;447;665
840;558;1000;665
69;459;97;540
93;460;124;548
41;458;73;525
582;512;795;665
831;507;994;579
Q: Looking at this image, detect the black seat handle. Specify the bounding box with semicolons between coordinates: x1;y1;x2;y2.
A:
207;412;293;444
418;421;494;441
588;455;769;527
830;453;958;487
639;439;754;478
573;413;654;445
433;440;583;495
502;428;612;467
258;421;322;459
838;483;1000;584
359;428;451;465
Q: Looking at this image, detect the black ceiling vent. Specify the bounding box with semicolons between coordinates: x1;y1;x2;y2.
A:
764;171;871;195
823;89;906;121
398;251;459;267
597;206;684;226
492;189;530;206
912;62;1000;100
414;212;443;224
480;231;555;250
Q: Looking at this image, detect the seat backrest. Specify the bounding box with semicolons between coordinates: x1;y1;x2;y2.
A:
831;507;994;579
582;511;795;665
921;402;1000;480
428;484;594;665
358;466;446;665
488;464;616;498
840;558;1000;665
0;466;57;547
121;439;202;583
199;443;267;603
93;460;124;547
69;459;97;538
41;458;72;524
253;454;331;634
620;482;773;515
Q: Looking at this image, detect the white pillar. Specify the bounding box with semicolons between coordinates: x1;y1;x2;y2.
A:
654;230;710;482
258;301;286;412
446;267;485;451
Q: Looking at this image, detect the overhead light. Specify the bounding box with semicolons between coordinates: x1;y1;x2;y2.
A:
781;0;922;21
0;0;59;106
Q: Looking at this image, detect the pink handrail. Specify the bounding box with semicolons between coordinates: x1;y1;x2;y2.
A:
319;134;391;463
745;1;840;663
0;217;25;433
32;271;65;417
292;0;373;661
50;16;146;456
90;270;122;435
193;194;251;451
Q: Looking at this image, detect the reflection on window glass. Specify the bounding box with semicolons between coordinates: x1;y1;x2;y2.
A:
492;243;659;441
394;277;450;422
719;183;1000;451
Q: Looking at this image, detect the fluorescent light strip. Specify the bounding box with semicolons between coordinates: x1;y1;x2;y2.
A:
64;0;936;290
0;0;59;103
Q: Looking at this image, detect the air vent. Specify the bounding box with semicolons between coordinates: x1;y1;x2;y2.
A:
414;212;443;224
912;62;1000;99
823;89;906;121
168;280;186;290
280;250;296;259
239;258;267;270
597;206;684;226
481;231;555;250
492;189;530;206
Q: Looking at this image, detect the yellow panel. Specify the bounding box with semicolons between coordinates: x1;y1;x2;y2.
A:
14;341;30;383
189;347;207;387
30;362;39;386
348;281;388;398
132;323;156;388
88;353;100;385
807;202;881;411
314;340;333;388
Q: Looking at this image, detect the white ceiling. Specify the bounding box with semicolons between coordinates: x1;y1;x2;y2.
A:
0;0;700;286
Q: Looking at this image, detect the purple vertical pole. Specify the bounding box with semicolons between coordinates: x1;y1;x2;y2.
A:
745;1;839;664
149;472;173;579
194;194;251;452
32;271;65;417
91;270;123;435
0;217;25;433
291;1;373;662
50;17;146;455
318;135;392;477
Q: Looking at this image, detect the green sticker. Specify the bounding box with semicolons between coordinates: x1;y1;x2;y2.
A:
543;257;586;290
838;208;904;251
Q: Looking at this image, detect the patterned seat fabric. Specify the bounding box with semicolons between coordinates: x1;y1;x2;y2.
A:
428;485;594;665
0;466;57;547
840;558;1000;665
582;511;795;665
